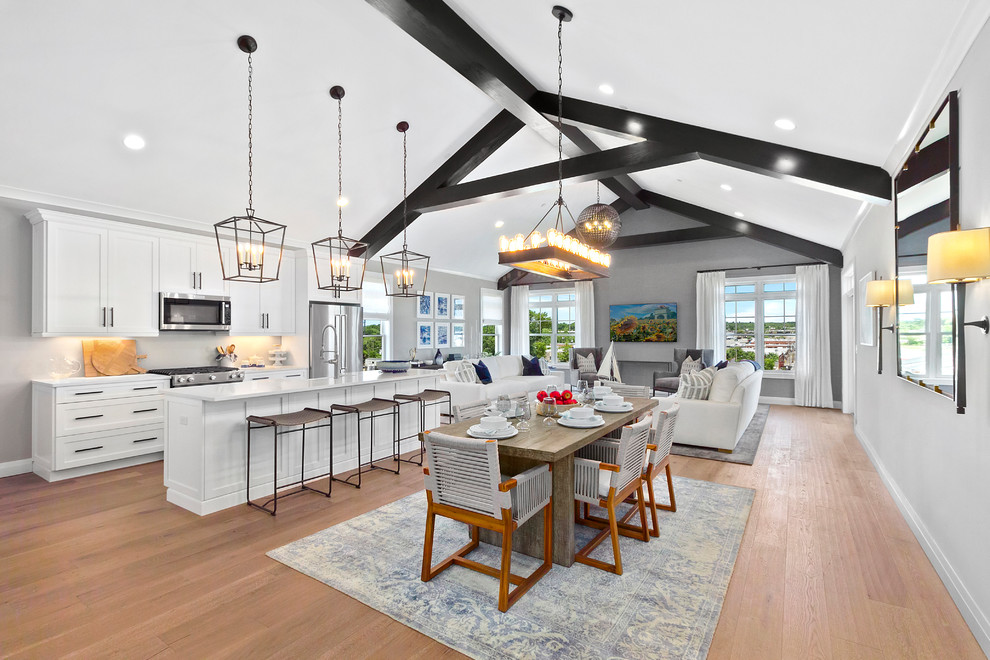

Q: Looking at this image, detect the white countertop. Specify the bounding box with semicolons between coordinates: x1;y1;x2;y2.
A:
239;365;306;372
33;373;170;387
164;369;442;402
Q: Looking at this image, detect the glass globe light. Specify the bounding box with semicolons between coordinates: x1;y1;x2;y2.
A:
576;202;621;248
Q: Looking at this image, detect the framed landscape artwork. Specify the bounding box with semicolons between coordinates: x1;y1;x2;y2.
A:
609;303;677;342
416;321;434;348
417;292;434;319
435;322;451;348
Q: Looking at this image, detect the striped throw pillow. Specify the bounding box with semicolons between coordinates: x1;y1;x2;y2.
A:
676;366;716;400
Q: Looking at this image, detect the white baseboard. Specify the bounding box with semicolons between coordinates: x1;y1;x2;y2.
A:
759;397;843;409
0;459;33;478
855;424;990;656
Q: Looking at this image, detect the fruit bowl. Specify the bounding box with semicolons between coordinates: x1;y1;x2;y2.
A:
535;400;577;417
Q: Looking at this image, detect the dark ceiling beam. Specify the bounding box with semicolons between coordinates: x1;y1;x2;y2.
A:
610;226;740;250
497;268;556;291
359;109;524;257
637;190;844;266
364;0;645;208
412;142;698;213
532;92;892;204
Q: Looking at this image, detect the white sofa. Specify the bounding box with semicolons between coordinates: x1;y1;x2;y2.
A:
434;355;565;406
652;361;763;452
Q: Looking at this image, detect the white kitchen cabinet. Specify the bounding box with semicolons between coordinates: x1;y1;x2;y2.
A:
242;368;308;381
30;210;159;337
228;252;296;335
159;236;228;295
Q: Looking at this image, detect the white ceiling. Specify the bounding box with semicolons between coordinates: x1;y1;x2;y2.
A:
1;0;988;279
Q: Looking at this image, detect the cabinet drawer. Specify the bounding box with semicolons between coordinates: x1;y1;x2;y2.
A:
56;381;166;403
56;396;164;436
55;424;164;470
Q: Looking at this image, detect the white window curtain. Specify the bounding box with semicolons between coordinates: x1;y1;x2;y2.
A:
795;264;833;407
695;271;726;363
510;285;529;355
575;281;595;347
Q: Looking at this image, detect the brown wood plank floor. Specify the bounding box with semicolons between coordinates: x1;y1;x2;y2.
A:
0;406;983;659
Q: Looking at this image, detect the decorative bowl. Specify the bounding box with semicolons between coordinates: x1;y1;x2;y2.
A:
377;361;411;373
536;400;577;417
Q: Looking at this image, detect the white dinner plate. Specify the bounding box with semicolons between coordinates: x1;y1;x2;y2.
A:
556;415;605;429
485;407;520;419
594;401;633;413
467;425;519;439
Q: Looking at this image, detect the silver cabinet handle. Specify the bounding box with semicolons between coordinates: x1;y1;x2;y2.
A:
261;313;265;329
197;272;202;289
75;445;103;453
133;437;158;444
102;307;107;327
110;307;114;327
193;271;197;289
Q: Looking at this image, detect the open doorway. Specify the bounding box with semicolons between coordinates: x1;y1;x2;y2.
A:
840;263;856;416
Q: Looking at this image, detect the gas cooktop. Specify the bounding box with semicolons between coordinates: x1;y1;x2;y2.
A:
147;365;245;387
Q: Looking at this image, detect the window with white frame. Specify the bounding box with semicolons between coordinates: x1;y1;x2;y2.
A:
528;290;576;364
480;288;503;356
725;277;796;373
362;280;390;362
897;266;953;382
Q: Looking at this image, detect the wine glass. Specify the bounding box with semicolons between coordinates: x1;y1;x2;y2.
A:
576;379;589;407
496;394;511;418
542;399;557;426
517;402;532;432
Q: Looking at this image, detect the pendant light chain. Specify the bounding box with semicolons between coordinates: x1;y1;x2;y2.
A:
556;14;564;209
246;51;254;216
336;94;343;236
401;129;408;251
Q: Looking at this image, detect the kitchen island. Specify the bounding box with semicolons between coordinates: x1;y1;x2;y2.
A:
164;369;442;515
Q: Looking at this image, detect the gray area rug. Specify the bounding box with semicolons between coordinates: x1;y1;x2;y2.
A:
671;403;770;466
268;476;754;660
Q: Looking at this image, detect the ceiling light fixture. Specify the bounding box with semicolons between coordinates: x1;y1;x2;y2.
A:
775;118;796;131
598;83;614;95
628;120;643;134
777;157;795;171
312;86;367;296
720;184;732;191
734;211;745;218
494;220;505;228
577;181;621;248
123;134;145;150
496;6;611;283
381;122;430;297
214;35;285;283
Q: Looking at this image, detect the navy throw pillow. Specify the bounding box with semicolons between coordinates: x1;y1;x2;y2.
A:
715;360;729;370
474;360;493;384
521;356;542;376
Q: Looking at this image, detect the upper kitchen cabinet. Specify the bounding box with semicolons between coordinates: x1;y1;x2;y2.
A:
228;251;297;335
159;236;227;295
30;210;159;337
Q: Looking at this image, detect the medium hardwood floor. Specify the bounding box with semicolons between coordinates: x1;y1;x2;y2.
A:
1;406;984;659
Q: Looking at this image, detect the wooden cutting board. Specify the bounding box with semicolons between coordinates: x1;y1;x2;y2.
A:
87;339;148;376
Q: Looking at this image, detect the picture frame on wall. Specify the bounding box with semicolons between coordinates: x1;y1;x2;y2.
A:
858;271;876;346
452;295;465;320
451;322;465;348
435;292;451;319
416;321;434;348
417;291;434;319
435;322;451;348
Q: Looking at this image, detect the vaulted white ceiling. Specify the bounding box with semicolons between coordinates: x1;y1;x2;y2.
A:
1;0;988;280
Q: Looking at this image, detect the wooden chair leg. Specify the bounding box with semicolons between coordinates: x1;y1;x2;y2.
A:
636;484;649;542
422;502;436;581
607;495;622;575
646;476;660;537
660;463;677;512
498;516;513;612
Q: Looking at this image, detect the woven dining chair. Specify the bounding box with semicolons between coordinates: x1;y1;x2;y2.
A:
421;431;553;612
451;399;489;423
573;417;653;575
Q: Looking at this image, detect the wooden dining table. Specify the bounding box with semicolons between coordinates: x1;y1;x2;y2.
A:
422;396;658;566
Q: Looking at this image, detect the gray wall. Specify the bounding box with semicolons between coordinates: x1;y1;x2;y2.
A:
588;206;843;402
844;17;990;652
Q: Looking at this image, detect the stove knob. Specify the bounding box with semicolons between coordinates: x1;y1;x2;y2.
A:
209;375;217;381
186;375;196;384
176;377;187;384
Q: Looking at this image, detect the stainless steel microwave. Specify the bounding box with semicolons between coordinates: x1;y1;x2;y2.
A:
159;293;231;331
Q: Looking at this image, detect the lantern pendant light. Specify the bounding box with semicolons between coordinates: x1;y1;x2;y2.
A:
495;6;611;282
577;180;622;248
214;35;286;283
312;86;367;296
380;122;430;297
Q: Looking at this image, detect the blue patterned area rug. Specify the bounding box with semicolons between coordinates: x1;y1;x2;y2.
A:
268;476;754;660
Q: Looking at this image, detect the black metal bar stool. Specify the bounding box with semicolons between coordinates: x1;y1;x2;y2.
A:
246;407;332;516
393;388;452;465
330;398;401;488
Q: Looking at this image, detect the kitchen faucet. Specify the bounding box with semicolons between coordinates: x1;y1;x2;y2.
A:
319;320;346;376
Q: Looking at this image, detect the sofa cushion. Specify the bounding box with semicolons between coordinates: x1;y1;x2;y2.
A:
680;355;703;376
676;366;716;399
521;356;542;376
575;352;596;374
474;361;493;384
708;363;752;402
654;376;680;393
486;355;523;379
450;360;479;384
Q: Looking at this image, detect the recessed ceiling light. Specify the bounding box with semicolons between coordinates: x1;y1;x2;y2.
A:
123;134;145;150
337;196;348;207
734;211;745;218
774;118;796;131
777;157;795;171
494;220;505;228
598;83;614;95
628;120;642;134
720;184;732;191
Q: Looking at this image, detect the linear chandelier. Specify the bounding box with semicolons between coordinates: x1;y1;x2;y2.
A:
496;6;611;282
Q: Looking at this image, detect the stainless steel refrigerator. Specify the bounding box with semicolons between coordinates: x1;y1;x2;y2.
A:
309;302;363;379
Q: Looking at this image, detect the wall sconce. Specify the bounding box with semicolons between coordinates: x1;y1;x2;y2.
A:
865;278;914;374
927;226;990;413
